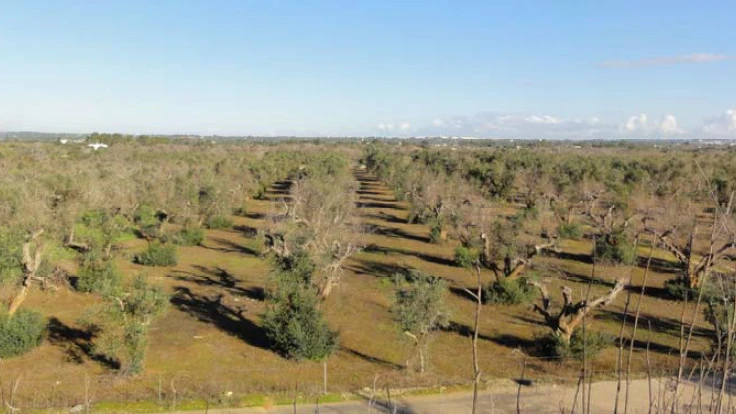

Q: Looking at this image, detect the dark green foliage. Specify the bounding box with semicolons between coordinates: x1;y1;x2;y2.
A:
205;215;233;229
483;277;535;305
262;251;338;361
0;230;24;285
76;252;122;295
454;246;479;268
134;242;178;267
132;205;165;241
428;221;443;244
664;276;697;300
535;330;612;360
0;309;45;358
558;222;583;240
594;230;637;265
174;226;205;246
263;269;338;361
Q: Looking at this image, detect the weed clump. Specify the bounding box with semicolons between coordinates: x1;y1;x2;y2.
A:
0;309;45;358
535;329;612;360
134;242;178;267
483;277;536;305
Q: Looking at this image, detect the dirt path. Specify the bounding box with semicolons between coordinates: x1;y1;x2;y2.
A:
170;377;718;413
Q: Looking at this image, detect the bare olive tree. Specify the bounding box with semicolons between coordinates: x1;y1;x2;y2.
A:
529;278;626;344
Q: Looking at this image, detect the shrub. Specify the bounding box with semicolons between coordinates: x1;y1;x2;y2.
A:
428;221;443;244
91;275;169;375
0;309;45;358
134;242;178;267
262;280;338;361
77;253;122;295
594;230;636;265
205;215;233;230
454;246;479;268
174;226;205;246
558;222;583;240
535;329;612;360
483;277;535;305
665;275;718;301
0;230;23;285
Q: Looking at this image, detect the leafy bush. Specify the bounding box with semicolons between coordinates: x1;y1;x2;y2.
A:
262;277;338;361
0;230;23;285
174;226;205;246
134;242;178;267
594;230;636;265
205;215;233;230
483;277;535;305
428;221;443;244
558;222;583;240
90;275;169;375
535;329;612;360
392;271;450;335
665;275;718;301
76;253;122;295
0;309;45;358
454;246;479;268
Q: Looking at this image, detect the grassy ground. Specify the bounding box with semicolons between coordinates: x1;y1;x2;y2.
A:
0;171;710;411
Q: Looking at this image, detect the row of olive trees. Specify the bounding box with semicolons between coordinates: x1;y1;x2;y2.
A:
0;140;324;372
365;142;736;412
260;151;363;360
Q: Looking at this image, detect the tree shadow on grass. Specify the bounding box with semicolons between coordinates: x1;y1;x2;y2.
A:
364;244;456;267
356;189;385;196
241;212;267;220
551;250;593;264
449;286;479;303
557;269;618;288
356;201;406;211
625;283;674;301
47;317;120;370
440;321;495;342
363;224;430;244
205;237;260;256
348;260;405;279
363;212;407;224
171;286;269;349
234;224;259;237
171;266;265;301
597;309;711;339
343;347;403;370
636;256;682;274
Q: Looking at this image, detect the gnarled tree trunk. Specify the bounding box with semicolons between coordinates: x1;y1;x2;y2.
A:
8;229;44;317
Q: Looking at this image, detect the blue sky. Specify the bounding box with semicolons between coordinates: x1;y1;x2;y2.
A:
1;0;735;138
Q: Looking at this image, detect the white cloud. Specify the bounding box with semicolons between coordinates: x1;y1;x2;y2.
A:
376;121;412;135
658;114;684;135
524;115;560;125
373;109;736;139
619;113;685;136
622;114;648;133
703;109;736;136
599;53;735;68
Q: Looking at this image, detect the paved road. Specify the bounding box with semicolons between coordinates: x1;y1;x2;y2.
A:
176;378;721;414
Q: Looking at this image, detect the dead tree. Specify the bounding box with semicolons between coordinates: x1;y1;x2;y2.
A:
8;229;45;316
479;230;560;281
644;217;735;289
529;278;626;343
